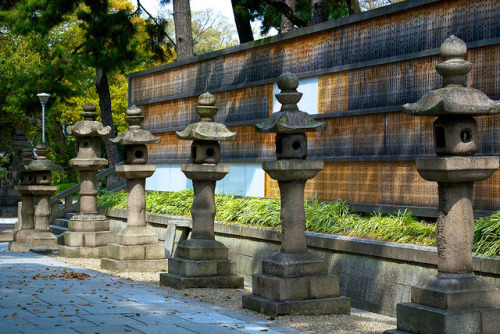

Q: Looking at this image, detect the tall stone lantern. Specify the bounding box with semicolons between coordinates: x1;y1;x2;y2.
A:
25;143;59;250
9;145;35;251
160;92;244;289
242;73;350;316
101;106;167;272
59;103;113;258
386;36;500;334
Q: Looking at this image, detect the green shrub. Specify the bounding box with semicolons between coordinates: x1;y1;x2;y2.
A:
55;183;78;195
96;190;500;256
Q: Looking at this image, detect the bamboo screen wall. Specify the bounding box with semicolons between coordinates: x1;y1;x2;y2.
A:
129;0;500;214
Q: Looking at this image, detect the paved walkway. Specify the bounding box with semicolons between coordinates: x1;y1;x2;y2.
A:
0;244;302;334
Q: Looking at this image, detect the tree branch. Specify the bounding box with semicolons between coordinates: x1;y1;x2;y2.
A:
263;0;309;28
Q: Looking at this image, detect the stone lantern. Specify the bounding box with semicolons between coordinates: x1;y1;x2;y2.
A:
242;72;350;316
9;145;36;251
160;92;244;289
101;105;167;272
59;103;113;258
386;36;500;334
25;143;59;250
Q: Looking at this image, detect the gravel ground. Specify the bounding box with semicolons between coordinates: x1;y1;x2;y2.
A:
55;257;396;334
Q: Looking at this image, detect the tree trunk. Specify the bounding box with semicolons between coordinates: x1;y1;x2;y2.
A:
311;0;328;25
173;0;193;59
95;67;120;167
231;0;254;44
280;0;296;33
347;0;362;15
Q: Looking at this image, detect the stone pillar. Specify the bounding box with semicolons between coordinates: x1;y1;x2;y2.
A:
242;73;350;316
9;145;36;251
60;103;114;258
101;106;167;272
160;92;244;289
386;36;500;334
25;143;59;250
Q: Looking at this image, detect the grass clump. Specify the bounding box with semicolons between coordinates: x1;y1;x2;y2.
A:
97;190;500;256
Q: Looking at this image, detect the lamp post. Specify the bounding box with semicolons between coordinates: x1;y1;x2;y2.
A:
37;93;51;143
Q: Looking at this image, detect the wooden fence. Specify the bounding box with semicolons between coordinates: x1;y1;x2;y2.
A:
129;0;500;215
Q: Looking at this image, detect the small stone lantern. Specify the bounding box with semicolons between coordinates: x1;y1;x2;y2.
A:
387;36;500;334
242;72;350;316
160;92;244;289
60;103;114;258
9;145;36;252
101;105;167;272
25;143;59;250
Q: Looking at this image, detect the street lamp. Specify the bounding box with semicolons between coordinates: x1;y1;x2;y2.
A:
37;93;51;143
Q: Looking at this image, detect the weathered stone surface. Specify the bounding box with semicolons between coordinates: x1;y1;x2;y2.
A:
115;226;158;245
59;245;108;258
393;302;494;334
107;243;164;261
101;258;167;272
242;294;350;316
167;257;234;277
68;215;109;232
175;239;229;260
252;273;339;301
159;273;243;290
64;231;113;247
262;251;327;278
411;273;500;310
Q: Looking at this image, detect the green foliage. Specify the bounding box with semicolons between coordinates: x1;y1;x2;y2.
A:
54;182;78;195
97;190;500;256
473;213;500;257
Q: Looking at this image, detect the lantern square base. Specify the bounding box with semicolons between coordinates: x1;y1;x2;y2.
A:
385;302;500;334
242;293;350;316
59;245;108;258
101;258;167;272
159;272;244;290
8;241;31;252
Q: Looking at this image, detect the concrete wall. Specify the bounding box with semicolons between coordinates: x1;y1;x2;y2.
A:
100;208;500;317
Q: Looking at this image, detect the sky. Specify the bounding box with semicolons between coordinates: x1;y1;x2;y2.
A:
137;0;237;31
135;0;275;41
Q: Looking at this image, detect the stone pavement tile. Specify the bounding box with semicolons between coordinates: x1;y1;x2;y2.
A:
176;311;247;324
35;294;95;307
128;323;197;334
75;302;171;315
0;296;49;308
0;307;36;318
72;325;143;334
20;327;81;334
1;317;38;332
78;313;146;327
23;304;90;317
26;315;96;329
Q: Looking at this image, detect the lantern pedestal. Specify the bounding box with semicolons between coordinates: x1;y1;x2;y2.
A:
101;165;167;272
25;185;58;250
387;157;500;334
9;185;35;252
242;160;350;316
60;160;113;258
160;164;244;289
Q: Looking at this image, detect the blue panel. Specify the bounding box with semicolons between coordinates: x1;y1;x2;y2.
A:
272;77;318;114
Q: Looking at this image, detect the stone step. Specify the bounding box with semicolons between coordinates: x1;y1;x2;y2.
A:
53;218;70;227
106;180;126;193
66;212;77;219
50;224;68;236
